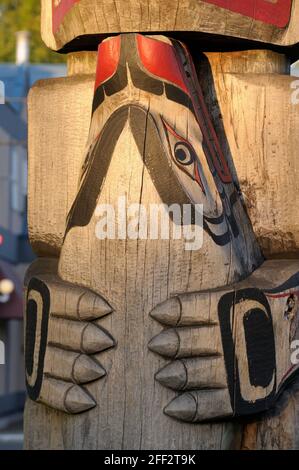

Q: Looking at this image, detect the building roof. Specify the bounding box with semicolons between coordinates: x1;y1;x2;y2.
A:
0;62;67;267
0;63;66;113
0;62;66;145
0;104;27;142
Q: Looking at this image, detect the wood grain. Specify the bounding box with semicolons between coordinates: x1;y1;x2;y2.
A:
41;0;299;52
28;75;95;256
25;38;299;449
198;50;299;257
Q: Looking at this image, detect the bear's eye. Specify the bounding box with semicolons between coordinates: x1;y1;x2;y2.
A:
174;142;195;166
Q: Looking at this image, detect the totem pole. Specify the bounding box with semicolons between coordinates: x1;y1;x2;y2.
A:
24;0;299;449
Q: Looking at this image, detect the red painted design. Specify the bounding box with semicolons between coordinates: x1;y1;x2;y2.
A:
266;290;299;299
279;365;298;389
95;36;121;90
137;35;189;94
162;119;206;193
179;43;232;184
52;1;292;36
202;0;292;28
52;0;80;33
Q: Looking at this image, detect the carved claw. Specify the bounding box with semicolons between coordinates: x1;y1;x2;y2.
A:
40;378;96;414
25;263;115;414
44;347;106;384
48;317;115;354
150;294;217;327
150;260;299;422
150;291;234;421
148;326;221;358
164;389;233;423
155;357;227;391
36;277;113;321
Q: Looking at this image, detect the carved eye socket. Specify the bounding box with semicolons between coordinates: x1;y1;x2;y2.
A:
174;142;195;166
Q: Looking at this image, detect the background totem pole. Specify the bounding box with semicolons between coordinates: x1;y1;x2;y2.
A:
24;0;299;449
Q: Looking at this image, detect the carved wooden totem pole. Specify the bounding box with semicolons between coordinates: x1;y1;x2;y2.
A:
24;0;299;449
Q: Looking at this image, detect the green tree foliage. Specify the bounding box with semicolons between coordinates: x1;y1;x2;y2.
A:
0;0;65;63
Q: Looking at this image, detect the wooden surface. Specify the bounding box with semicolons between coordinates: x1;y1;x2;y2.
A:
241;380;299;450
25;40;299;449
41;0;299;52
27;74;95;257
67;52;97;76
200;50;299;258
28;50;299;259
24;258;114;414
150;259;299;421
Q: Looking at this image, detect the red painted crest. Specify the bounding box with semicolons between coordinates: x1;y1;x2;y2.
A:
52;0;80;33
95;36;121;89
202;0;292;28
137;35;189;94
52;0;293;34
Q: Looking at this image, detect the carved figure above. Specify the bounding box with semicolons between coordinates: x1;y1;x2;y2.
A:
42;0;299;53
